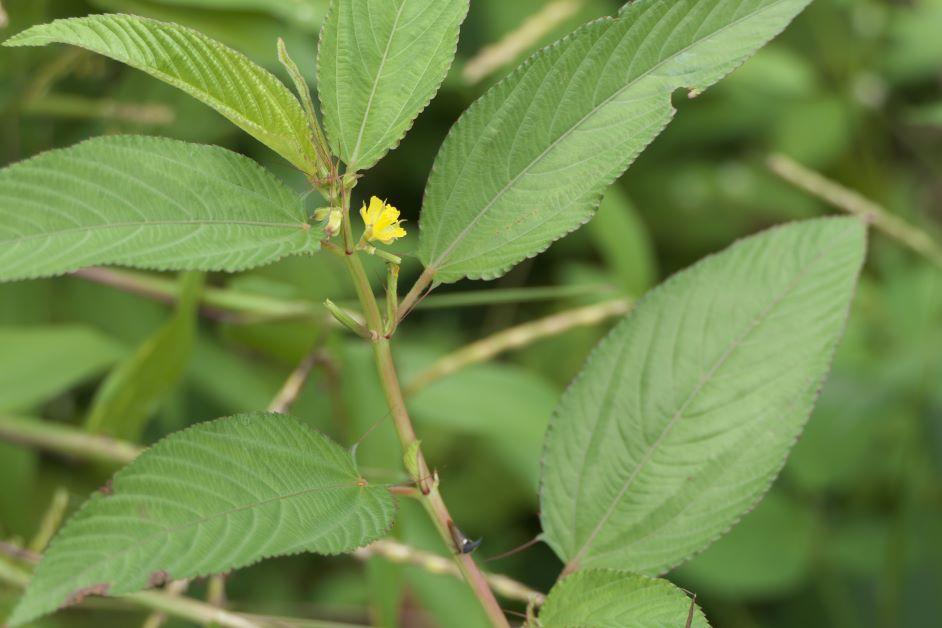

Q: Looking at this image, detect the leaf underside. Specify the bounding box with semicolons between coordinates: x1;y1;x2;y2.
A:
85;272;204;441
536;569;710;628
0;136;320;282
418;0;814;283
318;0;469;171
3;14;320;174
540;217;866;575
0;325;124;412
9;412;396;626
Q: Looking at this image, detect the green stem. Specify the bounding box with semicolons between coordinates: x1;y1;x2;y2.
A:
0;415;141;464
359;244;402;265
404;297;632;395
29;488;70;553
354;539;545;606
74;267;319;322
768;153;942;269
22;93;174;125
371;338;510;628
0;554;266;628
397;267;436;324
341;244;509;628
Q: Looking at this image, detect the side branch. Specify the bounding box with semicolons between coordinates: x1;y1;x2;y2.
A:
768;153;942;269
405;297;633;395
0;552;267;628
354;539;546;606
0;415;141;464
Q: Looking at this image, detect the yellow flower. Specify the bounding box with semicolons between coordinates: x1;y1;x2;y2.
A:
360;196;407;245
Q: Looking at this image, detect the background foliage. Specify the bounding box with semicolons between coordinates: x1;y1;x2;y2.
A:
0;0;940;627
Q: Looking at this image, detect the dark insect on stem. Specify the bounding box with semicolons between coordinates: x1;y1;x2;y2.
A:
448;521;482;555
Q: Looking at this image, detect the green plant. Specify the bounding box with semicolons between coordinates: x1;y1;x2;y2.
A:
0;1;870;626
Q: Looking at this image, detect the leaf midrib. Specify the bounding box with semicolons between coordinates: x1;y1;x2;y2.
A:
564;222;856;569
0;219;309;246
48;478;371;599
425;0;795;273
348;0;409;168
12;17;310;168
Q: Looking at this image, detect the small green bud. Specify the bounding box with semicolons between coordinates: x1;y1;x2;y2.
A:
342;173;359;190
325;208;343;238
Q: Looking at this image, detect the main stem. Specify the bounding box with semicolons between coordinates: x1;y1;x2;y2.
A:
340;224;509;628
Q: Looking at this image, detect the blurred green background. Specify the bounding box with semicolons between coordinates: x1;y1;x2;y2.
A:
1;0;940;626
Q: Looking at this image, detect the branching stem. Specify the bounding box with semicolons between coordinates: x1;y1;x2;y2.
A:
405;297;633;395
337;192;511;628
354;539;546;607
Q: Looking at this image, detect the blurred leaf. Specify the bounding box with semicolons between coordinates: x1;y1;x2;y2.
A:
85;273;203;441
0;282;55;325
187;338;285;414
884;0;942;83
0;443;38;537
771;96;851;168
109;71;236;144
58;278;170;346
8;412;396;627
147;0;327;31
535;569;709;628
0;325;124;412
675;491;816;599
365;556;402;628
89;0;310;69
786;372;893;493
907;102;942;129
4;14;320;173
587;186;657;295
417;0;814;283
402;348;558;489
541;218;866;574
318;0;468;170
825;517;891;577
0;136;320;282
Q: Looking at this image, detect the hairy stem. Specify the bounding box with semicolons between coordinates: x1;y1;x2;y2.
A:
463;0;584;84
268;351;325;414
0;553;266;628
341;248;509;627
74;267;319;322
0;415;141;464
354;539;546;606
768;153;942;269
396;267;436;324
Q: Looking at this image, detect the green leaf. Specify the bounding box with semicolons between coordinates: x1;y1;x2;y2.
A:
145;0;328;31
85;273;204;442
588;187;657;295
8;412;396;626
3;14;321;174
318;0;469;170
540;218;866;574
0;136;320;282
535;569;709;628
673;491;815;599
0;325;124;412
417;0;813;283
